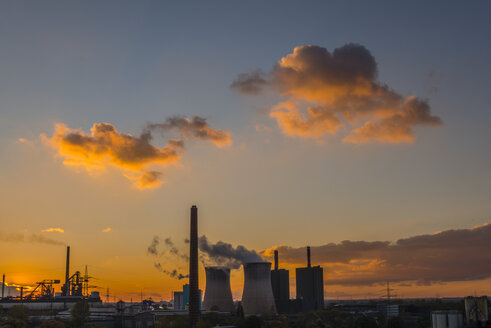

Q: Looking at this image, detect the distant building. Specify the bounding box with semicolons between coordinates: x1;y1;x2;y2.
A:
377;303;399;317
182;284;202;310
295;247;324;312
174;292;184;310
431;310;463;328
271;250;290;313
464;296;488;326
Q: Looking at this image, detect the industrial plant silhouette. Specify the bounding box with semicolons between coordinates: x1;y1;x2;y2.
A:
1;206;488;328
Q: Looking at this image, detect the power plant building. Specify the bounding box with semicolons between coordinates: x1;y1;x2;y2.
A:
174;291;184;310
431;311;464;328
241;262;277;316
464;296;488;326
203;267;234;312
295;247;324;312
182;284;202;310
271;250;290;313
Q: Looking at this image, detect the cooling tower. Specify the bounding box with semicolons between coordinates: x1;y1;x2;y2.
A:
241;262;277;316
203;267;234;312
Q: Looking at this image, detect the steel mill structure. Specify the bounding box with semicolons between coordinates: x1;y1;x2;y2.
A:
203;267;234;312
189;205;200;326
241;262;277;316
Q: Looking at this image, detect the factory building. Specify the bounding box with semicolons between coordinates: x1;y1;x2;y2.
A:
295;246;324;312
173;291;184;310
203;267;234;312
464;296;488;326
431;311;464;328
173;285;202;311
241;262;277;316
270;250;290;313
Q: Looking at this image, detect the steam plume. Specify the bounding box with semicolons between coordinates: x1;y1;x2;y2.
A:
198;235;264;269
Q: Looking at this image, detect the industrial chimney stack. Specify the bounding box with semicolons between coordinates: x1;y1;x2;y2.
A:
2;274;5;299
307;246;311;268
274;250;279;271
189;205;200;326
63;246;70;296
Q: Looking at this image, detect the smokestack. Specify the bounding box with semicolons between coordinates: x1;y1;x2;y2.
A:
274;250;279;271
307;246;311;268
189;205;200;326
241;262;277;316
20;287;23;302
64;246;70;296
203;267;234;313
2;274;5;299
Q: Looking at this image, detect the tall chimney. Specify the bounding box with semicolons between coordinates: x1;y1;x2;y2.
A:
307;246;311;268
274;250;279;271
189;205;200;326
2;274;5;299
65;246;70;296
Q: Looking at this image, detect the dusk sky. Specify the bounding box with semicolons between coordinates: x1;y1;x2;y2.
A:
1;1;490;301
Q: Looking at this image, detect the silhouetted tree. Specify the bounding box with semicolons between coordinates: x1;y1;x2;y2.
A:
244;315;262;328
154;315;190;328
353;316;378;328
38;319;65;328
70;301;90;328
387;316;404;328
236;303;244;319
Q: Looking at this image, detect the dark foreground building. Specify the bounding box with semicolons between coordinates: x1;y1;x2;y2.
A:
271;250;290;313
295;246;324;312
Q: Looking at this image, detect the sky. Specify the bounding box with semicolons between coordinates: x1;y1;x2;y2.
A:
0;1;490;301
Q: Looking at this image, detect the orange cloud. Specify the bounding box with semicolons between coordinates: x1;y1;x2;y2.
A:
43;117;231;189
102;227;111;233
232;43;442;144
147;116;232;148
41;228;64;233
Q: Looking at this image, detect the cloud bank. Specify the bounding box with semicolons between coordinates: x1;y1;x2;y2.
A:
260;223;491;286
43;116;231;189
232;43;442;143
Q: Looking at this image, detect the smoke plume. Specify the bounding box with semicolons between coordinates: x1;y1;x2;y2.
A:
231;43;442;144
198;235;264;269
0;231;65;246
147;236;189;280
42;116;231;189
260;223;491;286
154;263;189;280
147;236;160;256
